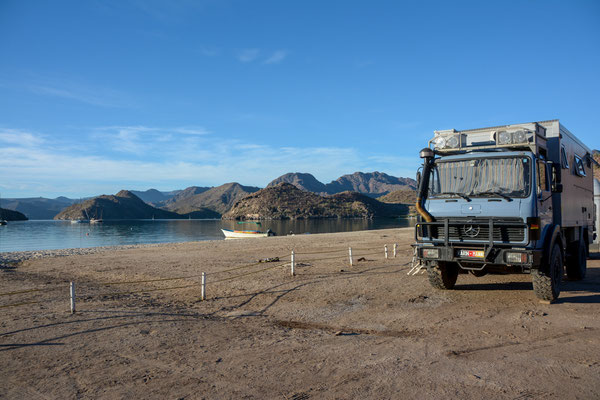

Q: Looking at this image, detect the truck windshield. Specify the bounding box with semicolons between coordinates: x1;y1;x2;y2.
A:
429;156;531;199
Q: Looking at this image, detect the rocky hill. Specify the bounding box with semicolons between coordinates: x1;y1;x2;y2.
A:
329;171;417;194
0;207;28;221
54;190;192;220
267;173;328;193
130;189;174;205
1;196;76;219
378;189;417;216
164;183;260;216
162;186;212;207
223;183;409;220
378;190;417;204
267;172;417;196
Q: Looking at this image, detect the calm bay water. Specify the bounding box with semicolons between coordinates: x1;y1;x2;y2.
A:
0;218;416;252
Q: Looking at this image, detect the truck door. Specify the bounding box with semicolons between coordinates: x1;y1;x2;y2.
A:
537;159;553;227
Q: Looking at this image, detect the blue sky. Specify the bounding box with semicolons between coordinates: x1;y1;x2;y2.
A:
1;0;599;198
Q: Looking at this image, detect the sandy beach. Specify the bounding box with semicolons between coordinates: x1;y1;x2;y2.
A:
1;227;599;399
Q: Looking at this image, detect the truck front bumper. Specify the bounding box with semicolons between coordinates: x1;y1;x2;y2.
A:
415;244;543;269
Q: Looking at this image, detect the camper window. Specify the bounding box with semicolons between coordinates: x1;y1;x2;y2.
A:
561;146;569;169
574;155;586;177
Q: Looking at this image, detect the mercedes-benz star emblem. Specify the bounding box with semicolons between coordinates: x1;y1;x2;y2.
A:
462;224;480;238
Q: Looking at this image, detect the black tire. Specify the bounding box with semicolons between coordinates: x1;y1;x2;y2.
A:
566;240;587;280
532;243;563;301
427;261;459;290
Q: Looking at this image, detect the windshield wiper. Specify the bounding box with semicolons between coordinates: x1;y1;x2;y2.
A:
437;192;471;201
471;191;513;202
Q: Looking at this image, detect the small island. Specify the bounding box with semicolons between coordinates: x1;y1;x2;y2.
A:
0;207;28;222
223;183;410;220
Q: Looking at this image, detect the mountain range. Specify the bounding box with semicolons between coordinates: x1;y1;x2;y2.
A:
4;171;417;220
163;183;260;215
0;196;77;219
267;171;416;196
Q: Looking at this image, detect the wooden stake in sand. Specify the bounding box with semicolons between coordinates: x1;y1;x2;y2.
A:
201;272;206;301
349;247;353;267
393;243;397;258
291;250;295;276
70;281;76;314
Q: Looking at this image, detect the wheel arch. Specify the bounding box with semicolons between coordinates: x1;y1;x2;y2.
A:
540;224;564;273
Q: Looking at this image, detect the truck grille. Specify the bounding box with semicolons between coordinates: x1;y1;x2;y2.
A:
429;218;526;243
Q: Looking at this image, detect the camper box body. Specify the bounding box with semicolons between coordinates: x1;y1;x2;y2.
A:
541;120;594;244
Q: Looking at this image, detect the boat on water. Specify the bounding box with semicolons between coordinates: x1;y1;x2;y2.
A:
0;220;6;226
90;209;103;223
70;219;88;224
221;221;275;239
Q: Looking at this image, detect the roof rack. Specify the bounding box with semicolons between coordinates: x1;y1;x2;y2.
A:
430;122;547;155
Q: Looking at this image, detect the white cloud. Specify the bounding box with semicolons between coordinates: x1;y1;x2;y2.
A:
91;125;211;156
264;50;288;64
172;127;211;136
0;129;45;147
237;48;260;63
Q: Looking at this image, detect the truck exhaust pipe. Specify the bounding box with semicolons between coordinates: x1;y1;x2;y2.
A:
416;148;435;222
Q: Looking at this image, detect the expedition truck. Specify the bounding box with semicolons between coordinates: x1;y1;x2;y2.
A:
413;120;595;301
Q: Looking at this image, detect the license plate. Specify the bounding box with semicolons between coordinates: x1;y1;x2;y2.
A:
458;249;484;258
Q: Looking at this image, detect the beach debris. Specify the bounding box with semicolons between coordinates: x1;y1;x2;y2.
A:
408;295;429;303
357;257;367;262
258;257;280;263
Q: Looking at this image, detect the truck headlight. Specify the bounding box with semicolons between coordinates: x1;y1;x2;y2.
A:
513;130;528;143
497;131;512;145
422;248;440;259
432;135;446;149
432;134;460;149
505;252;528;264
445;135;460;149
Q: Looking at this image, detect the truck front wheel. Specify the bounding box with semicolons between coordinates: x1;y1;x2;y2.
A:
566;240;587;280
532;243;563;301
427;261;459;290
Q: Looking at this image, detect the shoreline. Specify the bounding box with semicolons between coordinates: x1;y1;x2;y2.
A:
0;227;415;266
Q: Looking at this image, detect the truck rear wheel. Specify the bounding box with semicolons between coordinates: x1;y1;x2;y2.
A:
427;261;459;290
532;243;563;301
566;240;587;280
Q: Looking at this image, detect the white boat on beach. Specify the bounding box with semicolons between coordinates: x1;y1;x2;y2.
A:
221;222;274;239
221;228;274;239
